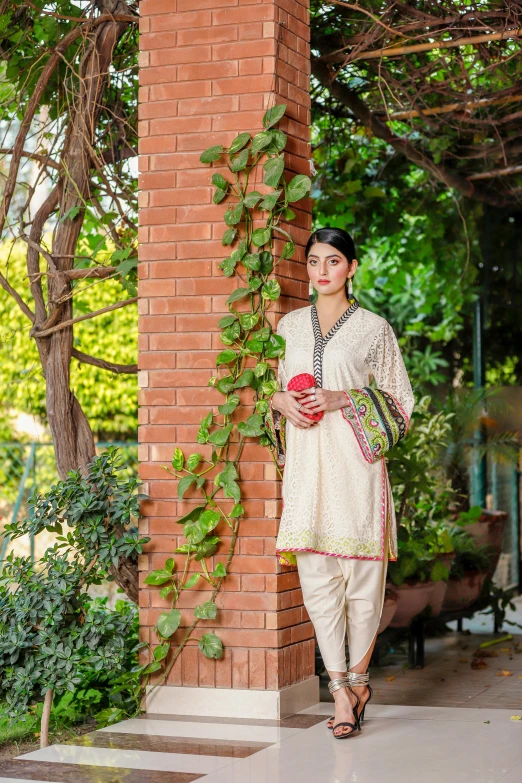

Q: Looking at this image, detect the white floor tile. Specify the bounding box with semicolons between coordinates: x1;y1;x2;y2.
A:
19;743;233;773
299;702;521;723
0;779;52;783
496;760;522;782
198;712;522;783
98;717;302;744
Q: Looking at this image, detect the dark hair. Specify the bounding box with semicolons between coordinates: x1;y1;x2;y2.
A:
304;227;356;264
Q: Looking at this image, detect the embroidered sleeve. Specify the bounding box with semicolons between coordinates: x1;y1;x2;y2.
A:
341;321;414;463
364;321;415;421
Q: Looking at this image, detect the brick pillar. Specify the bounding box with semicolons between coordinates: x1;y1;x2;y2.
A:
138;0;315;718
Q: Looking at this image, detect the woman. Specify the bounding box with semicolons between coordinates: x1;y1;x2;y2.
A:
268;227;414;739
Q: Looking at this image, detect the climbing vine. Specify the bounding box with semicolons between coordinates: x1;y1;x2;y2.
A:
141;104;311;694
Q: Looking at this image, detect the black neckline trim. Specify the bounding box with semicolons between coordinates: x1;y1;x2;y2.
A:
311;298;359;387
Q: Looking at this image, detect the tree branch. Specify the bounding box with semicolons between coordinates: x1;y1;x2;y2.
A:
311;57;514;209
0;270;35;322
33;296;138;338
0;148;60;170
0;26;87;236
468;163;522;181
71;348;137;374
0;13;137;236
379;92;522;121
322;26;522;64
65;266;118;279
25;184;61;330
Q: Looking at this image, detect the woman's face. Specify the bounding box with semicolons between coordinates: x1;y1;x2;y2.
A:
306;242;357;296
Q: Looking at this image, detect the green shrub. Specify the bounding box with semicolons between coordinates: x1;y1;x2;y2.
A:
0;448;148;742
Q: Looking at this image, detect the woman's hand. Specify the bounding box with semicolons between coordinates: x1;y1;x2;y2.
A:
271;390;319;429
298;387;346;414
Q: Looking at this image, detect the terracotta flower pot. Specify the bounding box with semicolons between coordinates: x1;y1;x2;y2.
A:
378;589;398;633
465;509;507;578
424;580;447;617
425;552;456;616
442;569;488;611
386;580;433;628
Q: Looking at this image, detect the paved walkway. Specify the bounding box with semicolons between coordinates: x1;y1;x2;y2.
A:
1;597;521;782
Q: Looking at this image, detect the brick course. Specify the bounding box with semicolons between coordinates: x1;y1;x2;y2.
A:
138;0;312;691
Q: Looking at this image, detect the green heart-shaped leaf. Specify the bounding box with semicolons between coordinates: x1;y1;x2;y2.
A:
157;609;181;638
262;104;286;129
198;632;224;659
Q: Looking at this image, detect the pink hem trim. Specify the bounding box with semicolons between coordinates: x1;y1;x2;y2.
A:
277;398;397;564
381;456;387;561
276;545;387;562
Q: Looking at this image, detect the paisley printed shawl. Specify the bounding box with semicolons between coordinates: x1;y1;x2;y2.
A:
265;386;410;566
341;387;409;464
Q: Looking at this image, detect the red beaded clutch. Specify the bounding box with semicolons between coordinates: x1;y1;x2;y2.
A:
287;373;324;422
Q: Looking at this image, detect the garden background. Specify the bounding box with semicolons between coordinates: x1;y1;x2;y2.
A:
0;0;521;755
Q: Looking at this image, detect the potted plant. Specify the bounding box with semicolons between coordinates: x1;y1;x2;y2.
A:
452;505;507;578
442;528;492;611
386;535;436;627
408;493;457;617
385;396;456;626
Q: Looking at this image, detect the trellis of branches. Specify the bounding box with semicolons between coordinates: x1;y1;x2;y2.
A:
310;0;522;210
0;1;139;598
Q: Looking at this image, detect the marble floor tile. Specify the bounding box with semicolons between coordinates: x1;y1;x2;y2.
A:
20;744;232;774
496;760;522;782
0;759;202;782
299;702;521;723
196;714;522;783
99;717;303;743
67;730;271;757
141;712;326;729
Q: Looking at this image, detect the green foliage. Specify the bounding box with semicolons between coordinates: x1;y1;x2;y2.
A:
0;4;139;448
0;598;141;741
142;105;311;689
309;1;522;385
447;528;493;579
480;584;522;634
0;242;138;439
310;114;479;390
0;448;149;724
387;396;458;585
437;387;519;507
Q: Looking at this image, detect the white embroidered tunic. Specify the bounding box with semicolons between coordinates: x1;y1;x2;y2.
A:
274;301;415;563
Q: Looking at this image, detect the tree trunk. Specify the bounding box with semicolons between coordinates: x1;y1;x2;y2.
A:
31;2;139;601
40;688;53;749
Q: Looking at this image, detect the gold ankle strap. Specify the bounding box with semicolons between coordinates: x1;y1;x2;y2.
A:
328;676;350;694
346;671;369;687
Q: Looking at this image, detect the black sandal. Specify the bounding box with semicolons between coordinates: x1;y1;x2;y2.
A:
327;676;361;739
359;682;373;723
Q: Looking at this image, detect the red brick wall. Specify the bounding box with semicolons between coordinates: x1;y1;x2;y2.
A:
138;0;313;690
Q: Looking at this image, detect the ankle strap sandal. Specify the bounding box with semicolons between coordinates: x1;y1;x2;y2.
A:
347;670;372;724
327;676;360;739
327;675;352;694
326;671;372;731
345;670;369;687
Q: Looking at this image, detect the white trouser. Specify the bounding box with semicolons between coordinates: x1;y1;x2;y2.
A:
295;522;389;671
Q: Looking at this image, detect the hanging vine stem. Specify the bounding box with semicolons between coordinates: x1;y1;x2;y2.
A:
140;104;311;707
